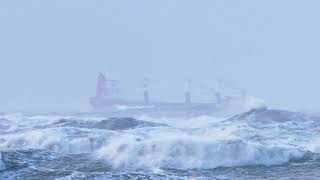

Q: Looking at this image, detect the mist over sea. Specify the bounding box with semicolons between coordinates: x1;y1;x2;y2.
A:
1;1;320;179
0;99;319;179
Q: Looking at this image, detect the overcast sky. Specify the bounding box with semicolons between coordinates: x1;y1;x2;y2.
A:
1;0;320;112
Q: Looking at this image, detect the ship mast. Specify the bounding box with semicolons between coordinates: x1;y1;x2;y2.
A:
185;80;191;104
215;81;222;104
143;78;149;104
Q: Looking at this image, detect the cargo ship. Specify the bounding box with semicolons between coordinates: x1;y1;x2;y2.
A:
89;73;254;116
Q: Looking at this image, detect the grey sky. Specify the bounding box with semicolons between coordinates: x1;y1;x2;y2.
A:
0;0;319;112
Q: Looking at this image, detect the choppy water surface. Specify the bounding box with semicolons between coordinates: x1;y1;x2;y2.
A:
0;108;320;179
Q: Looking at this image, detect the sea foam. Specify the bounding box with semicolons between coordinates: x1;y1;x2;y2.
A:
96;131;303;170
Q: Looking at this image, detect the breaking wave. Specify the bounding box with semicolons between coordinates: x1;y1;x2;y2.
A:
0;107;320;179
96;136;303;171
94;108;320;171
0;117;166;154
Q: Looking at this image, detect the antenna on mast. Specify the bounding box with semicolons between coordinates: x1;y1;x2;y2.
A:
185;80;191;104
143;78;149;104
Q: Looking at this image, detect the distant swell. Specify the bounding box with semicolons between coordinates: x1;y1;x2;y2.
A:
49;117;167;130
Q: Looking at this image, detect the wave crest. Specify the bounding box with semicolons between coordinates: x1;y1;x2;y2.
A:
96;134;303;170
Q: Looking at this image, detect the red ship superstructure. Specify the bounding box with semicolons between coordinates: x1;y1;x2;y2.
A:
89;73;125;110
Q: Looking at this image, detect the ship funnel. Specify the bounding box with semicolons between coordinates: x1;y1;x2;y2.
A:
143;78;149;104
184;80;191;104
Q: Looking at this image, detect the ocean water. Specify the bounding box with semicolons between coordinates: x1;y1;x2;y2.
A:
0;107;320;179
